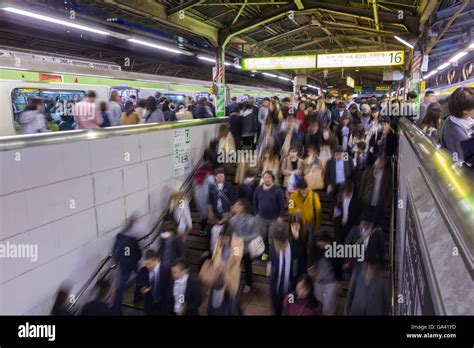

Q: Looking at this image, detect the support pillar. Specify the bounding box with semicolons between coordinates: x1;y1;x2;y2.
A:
214;47;227;117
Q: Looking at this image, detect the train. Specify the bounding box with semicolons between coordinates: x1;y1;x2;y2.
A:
0;47;293;136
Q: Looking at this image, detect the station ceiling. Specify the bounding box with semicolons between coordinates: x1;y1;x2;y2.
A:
0;0;472;90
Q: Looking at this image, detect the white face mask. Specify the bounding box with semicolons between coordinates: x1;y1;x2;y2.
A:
323;132;329;141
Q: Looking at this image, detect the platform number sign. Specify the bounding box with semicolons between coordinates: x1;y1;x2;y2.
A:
174;128;191;177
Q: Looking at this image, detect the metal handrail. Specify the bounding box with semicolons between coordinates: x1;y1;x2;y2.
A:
0;117;228;151
389;155;397;316
399;117;474;273
67;156;204;311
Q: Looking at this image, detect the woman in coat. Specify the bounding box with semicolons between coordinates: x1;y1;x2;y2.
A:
199;225;244;315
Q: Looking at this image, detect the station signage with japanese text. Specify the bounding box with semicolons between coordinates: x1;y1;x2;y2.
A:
317;51;405;68
242;55;317;70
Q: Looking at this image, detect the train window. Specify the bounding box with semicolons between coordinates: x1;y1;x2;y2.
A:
11;88;86;133
110;87;139;103
164;93;186;105
195;92;210;101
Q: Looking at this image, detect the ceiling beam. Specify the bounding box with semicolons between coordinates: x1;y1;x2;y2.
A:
167;1;204;16
102;0;219;46
231;0;248;25
294;0;305;10
424;0;470;55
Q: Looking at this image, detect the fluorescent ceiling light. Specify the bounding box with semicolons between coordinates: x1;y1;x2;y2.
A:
469;42;474;49
278;76;290;81
197;56;215;63
322;89;327;92
2;7;110;36
437;62;450;71
449;51;468;63
394;35;414;49
197;56;241;68
424;70;438;78
128;38;184;54
262;72;277;78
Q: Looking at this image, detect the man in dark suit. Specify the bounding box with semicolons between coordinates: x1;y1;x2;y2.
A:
208;167;236;224
168;258;202;316
344;209;385;271
370;116;398;159
268;227;304;316
81;279;119;316
324;146;354;199
333;181;363;244
112;214;142;308
136;249;171;316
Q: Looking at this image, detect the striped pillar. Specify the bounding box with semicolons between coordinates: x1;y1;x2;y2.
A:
215;47;226;118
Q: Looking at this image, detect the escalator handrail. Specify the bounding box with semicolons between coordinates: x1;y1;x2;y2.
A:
67;157;204;311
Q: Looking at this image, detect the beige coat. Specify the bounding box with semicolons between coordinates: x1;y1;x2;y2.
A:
280;156;304;188
212;235;244;298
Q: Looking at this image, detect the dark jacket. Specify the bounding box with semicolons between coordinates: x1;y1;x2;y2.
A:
241;108;258;138
208;181;236;219
253;184;286;219
158;235;187;271
334;195;363;243
238;179;259;214
344;225;385;267
269;242;305;297
112;233;142;271
229;112;242;142
81;300;118;316
324;157;354;189
225;102;237;116
167;274;202;316
370;129;398;158
136;264;171;315
346;265;390;315
358;165;392;208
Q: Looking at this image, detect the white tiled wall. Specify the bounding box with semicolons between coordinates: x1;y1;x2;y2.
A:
0;122;219;314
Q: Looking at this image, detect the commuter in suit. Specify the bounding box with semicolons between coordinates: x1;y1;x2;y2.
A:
157;220;187;273
208;167;236;225
358;156;392;225
81;279;119;316
169;258;202;316
112;214;142;309
333;181;363;245
267;226;305;315
369;116;398;159
346;233;390;316
324;146;354;199
344;209;385;276
136;249;171;315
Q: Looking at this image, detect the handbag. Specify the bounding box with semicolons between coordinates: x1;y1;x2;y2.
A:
210;224;224;253
198;259;221;288
248;235;265;259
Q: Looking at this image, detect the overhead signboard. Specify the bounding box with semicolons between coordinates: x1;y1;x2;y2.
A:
242;55;317;70
317;51;404;68
346;76;355;88
376;85;390;91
